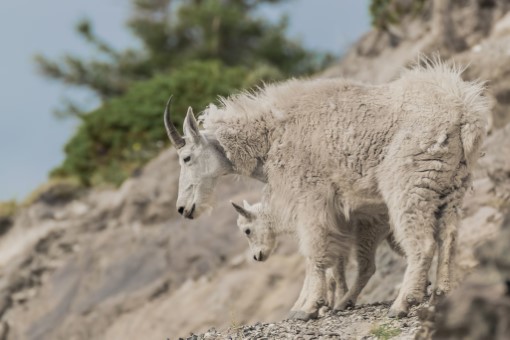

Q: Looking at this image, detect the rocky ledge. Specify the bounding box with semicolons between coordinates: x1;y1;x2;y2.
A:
180;302;422;340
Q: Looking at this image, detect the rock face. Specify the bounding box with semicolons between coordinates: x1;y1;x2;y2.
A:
324;0;510;131
1;2;510;339
441;223;510;339
416;212;510;340
414;125;510;340
0;150;264;339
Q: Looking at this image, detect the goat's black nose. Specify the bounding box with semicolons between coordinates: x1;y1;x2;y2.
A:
253;255;257;261
178;207;185;215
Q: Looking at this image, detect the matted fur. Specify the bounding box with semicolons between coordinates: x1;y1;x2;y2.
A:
176;59;488;318
234;197;400;311
201;60;487;173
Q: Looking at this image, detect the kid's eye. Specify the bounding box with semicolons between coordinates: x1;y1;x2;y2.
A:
245;229;251;236
183;156;191;163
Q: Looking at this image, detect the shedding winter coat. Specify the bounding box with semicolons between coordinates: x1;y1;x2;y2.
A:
199;60;488;318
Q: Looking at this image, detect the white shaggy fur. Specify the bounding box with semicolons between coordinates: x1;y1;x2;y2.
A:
166;58;488;318
231;200;288;262
232;199;404;312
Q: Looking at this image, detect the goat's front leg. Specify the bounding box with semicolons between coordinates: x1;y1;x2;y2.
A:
288;211;344;320
289;260;311;314
288;257;327;320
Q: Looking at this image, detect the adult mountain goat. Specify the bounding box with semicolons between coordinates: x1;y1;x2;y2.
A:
164;60;488;318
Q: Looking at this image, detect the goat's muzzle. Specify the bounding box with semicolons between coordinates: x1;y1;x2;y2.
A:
183;203;195;219
253;251;264;262
178;204;195;219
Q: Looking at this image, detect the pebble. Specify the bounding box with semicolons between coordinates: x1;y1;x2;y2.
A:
177;303;422;339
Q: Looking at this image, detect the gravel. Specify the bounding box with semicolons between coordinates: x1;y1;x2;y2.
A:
179;302;423;340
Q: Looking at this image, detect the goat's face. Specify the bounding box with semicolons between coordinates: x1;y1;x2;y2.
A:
164;99;230;219
232;201;276;262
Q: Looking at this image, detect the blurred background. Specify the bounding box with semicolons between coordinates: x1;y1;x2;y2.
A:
1;0;510;339
0;0;369;201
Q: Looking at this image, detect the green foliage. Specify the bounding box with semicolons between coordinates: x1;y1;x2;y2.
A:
40;0;329;187
370;0;426;29
0;200;18;219
370;323;401;340
0;200;16;236
23;178;84;206
51;60;271;186
35;0;320;117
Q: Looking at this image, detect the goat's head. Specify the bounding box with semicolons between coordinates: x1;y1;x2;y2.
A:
164;97;231;219
231;200;276;262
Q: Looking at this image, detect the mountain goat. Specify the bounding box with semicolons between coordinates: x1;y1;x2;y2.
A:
232;199;404;314
163;59;488;318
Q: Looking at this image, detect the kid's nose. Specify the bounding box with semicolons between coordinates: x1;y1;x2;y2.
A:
253;251;263;261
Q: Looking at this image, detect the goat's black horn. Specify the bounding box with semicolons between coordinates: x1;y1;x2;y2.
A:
163;96;185;149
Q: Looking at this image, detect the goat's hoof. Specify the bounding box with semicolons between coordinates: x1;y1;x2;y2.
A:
288;310;318;321
429;288;446;305
387;308;408;319
334;299;355;311
318;305;330;317
406;296;419;306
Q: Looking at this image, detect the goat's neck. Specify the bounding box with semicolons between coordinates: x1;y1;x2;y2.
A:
205;133;268;183
210;114;277;180
249;158;267;182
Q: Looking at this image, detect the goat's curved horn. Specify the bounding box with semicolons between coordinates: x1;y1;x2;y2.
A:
163;96;185;149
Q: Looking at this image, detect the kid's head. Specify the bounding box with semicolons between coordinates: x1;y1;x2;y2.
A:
231;200;276;262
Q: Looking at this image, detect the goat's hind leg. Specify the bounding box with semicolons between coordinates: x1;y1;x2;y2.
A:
335;217;386;310
431;207;458;305
385;187;438;318
431;181;466;304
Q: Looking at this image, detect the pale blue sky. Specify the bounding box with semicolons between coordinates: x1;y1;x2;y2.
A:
0;0;370;201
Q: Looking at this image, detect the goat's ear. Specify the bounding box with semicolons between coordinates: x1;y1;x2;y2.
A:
183;107;201;143
242;200;251;209
231;201;252;220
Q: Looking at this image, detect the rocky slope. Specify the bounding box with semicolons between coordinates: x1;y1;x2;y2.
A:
1;1;510;339
184;303;422;340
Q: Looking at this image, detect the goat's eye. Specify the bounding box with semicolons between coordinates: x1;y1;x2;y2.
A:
183;156;191;163
245;229;251;236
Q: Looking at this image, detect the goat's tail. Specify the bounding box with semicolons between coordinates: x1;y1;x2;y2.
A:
405;56;490;167
458;79;489;168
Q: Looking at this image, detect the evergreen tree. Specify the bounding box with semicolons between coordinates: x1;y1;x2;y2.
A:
39;0;326;186
35;0;319;118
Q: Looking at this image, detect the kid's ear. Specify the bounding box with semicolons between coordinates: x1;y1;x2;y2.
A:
242;200;251;209
231;201;253;220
